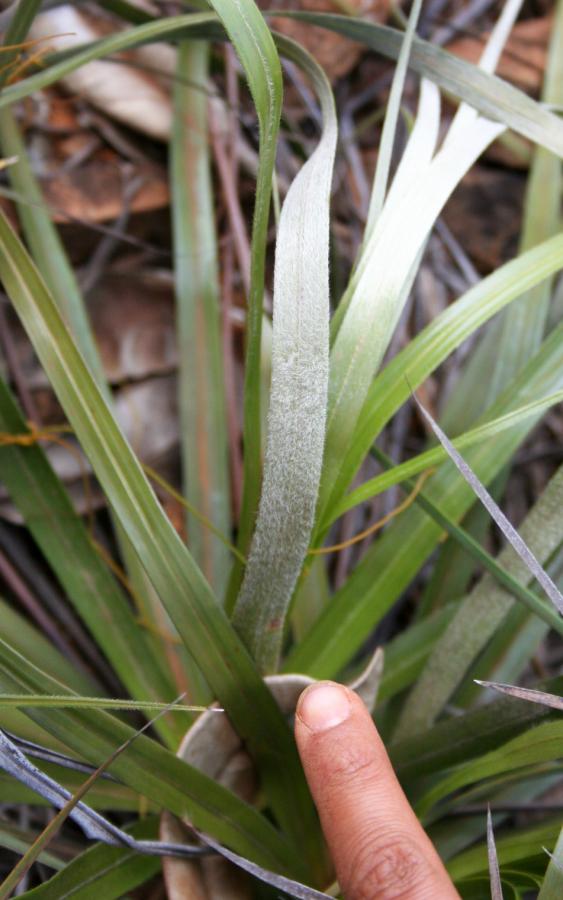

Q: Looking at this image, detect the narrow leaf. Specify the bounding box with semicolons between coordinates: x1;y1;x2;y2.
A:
330;390;563;524
487;806;504;900
18;818;161;900
321;234;563;526
286;321;563;678
199;832;331;899
0;696;214;713
390;675;563;782
0;14;181;734
232;36;337;673
279;12;563;155
318;0;525;513
414;395;563;616
0;639;301;878
365;0;423;231
475;682;563;713
0;206;316;880
394;463;563;739
416;720;563;818
447;819;561;884
0;702;208;898
321;78;502;521
0;821;68;874
424;0;563;696
0;378;179;743
172;40;230;597
0;596;95;696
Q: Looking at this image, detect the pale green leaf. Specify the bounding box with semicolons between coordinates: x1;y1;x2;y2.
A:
232;36;337;673
320;234;563;532
285;321;563;677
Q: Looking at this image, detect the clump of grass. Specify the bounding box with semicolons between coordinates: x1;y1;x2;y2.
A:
0;0;561;897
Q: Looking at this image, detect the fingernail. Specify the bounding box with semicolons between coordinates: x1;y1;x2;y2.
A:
297;682;351;733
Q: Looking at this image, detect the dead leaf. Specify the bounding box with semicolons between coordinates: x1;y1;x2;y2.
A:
30;6;173;140
45;159;169;224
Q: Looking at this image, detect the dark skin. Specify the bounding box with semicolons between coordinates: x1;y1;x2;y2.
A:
295;682;460;899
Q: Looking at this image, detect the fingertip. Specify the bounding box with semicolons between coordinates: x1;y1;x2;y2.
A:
296;681;352;734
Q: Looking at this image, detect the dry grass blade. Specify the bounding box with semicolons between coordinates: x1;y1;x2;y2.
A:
0;698;205;898
2;733;118;779
487;806;504;900
475;681;563;712
413;393;563;616
393;461;563;739
198;832;332;899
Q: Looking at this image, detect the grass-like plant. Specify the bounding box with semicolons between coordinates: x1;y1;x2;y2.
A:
0;0;562;896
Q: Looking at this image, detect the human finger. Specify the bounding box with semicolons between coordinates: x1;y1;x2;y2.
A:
295;681;459;900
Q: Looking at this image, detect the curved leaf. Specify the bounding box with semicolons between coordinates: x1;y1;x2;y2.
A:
232;36;337;672
278;11;563;155
320;235;563;530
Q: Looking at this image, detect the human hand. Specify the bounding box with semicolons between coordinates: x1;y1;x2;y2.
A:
295;681;460;899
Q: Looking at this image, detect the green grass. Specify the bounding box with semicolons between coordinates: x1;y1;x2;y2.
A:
0;0;561;897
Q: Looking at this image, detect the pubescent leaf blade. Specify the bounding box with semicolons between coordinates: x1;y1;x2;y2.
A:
209;0;284;604
232;35;337;673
